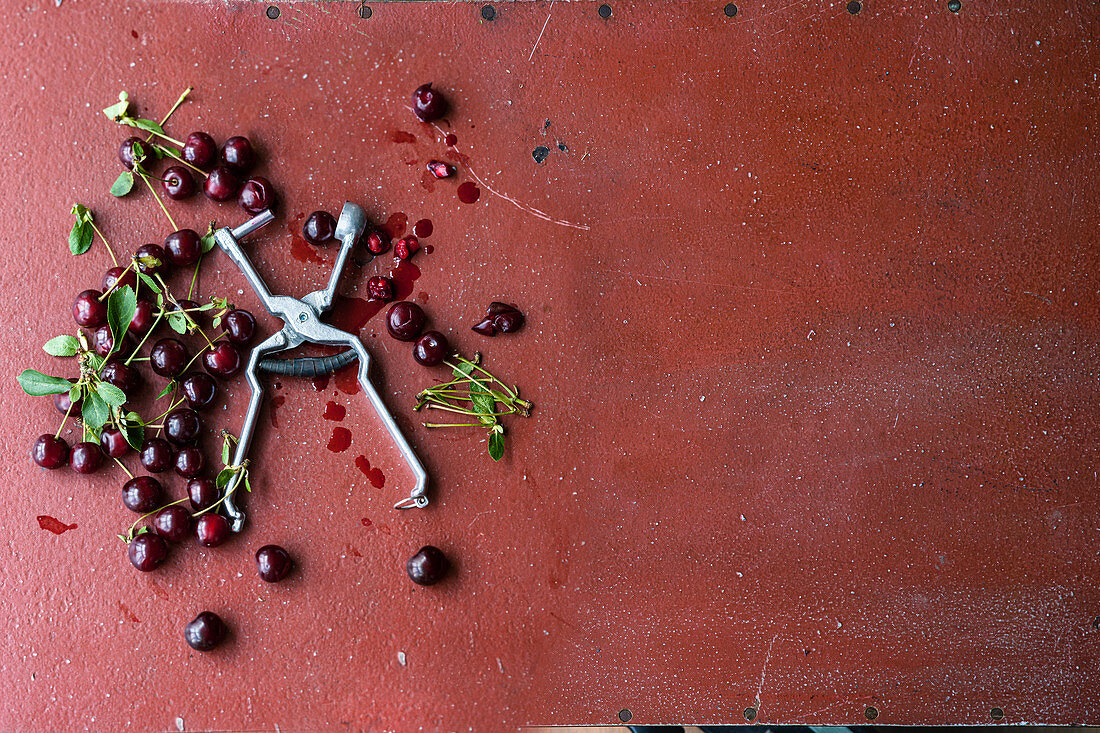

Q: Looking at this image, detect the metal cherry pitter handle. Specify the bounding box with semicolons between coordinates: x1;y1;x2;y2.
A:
213;203;429;533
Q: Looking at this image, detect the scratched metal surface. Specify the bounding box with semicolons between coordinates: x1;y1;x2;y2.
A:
0;0;1097;729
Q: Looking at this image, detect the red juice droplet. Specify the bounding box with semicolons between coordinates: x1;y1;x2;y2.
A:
413;219;433;238
323;400;346;421
119;601;140;623
360;517;372;528
354;455;386;489
37;515;77;534
312;373;331;391
424;244;435;255
333;363;361;395
392;130;416;144
445;133;458;147
327;426;352;452
420;172;436;193
416;291;430;304
269;394;286;428
326;295;385;334
391;260;421;301
457;181;480;204
383;212;408;240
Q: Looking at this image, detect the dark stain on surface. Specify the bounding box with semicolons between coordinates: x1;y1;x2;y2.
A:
37;516;76;534
533;146;551;164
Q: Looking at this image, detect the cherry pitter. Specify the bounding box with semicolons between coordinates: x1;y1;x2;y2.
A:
212;203;429;532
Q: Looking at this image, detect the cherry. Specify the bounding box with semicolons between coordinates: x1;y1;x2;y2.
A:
238;177;275;214
413;331;449;367
394;236;419;260
412;83;448;122
188;477;219;511
163;166;195;200
203;342;242;379
100;428;131;458
151;338;190;378
118;136;147;169
365;231;389;255
91;324;116;357
184;611;227;651
196;513;230;547
101;359;142;397
53;383;82;415
366;276;394;302
175;446;206;478
134;243;168;277
471;317;496;336
221;136;255;172
407;545;449;585
255;545;292;583
222;309;256;344
103;266;137;293
302;211;336;245
165;408;202;446
139;437;175;473
181;372;217;410
427;160;454;179
70;441;104;474
182;132;217;169
386;301;426;342
32;435;69;469
153;505;193;543
204;166;241;202
72;289;107;328
129;298;157;336
494;310;524;334
128;533;168;572
122;476;163;513
164;229;202;267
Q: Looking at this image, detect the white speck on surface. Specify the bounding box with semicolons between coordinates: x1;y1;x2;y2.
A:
397;651;406;666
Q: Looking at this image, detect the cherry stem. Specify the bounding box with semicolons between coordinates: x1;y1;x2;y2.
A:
123;495;190;542
191;462;249;518
54;402;73;439
112;456;134;480
124;313;164;365
88;222;119;267
138;172;178;230
188;255;203;299
134;123;186;148
154;273;214;346
98;261;135;301
143;87;192;146
157;145;209;178
424;422;488;428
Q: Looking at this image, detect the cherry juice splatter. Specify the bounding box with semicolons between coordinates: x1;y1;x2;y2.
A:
413;219;433;238
327;426;352;452
37;516;77;534
457;181;480;204
354;455;386;489
323;400;346;421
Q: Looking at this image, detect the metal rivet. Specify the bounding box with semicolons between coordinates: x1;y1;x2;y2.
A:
357;4;372;19
847;0;862;13
744;707;757;721
617;709;632;723
266;5;280;20
724;3;739;16
991;707;1005;721
948;0;961;11
865;706;879;720
598;3;612;18
481;5;496;21
299;313;308;322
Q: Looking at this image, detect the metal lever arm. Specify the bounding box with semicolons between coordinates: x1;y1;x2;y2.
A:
302;202;366;315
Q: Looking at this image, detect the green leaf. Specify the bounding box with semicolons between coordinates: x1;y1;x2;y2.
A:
452;360;476;378
82;391;110;431
17;369;73;396
43;335;80;357
244;472;253;493
135;247;163;276
201;232;216;253
215;467;235;490
121;411;144;451
106;285;137;355
69;220;93;255
68;383;84;403
469;379;496;424
103;92;129;121
70;203;91;221
95;382;127;407
221;438;231;466
487;428;505;461
138;272;161;293
84;352;104;372
166;310;188;335
130;118;165;135
110;171;134;197
156;382;175;400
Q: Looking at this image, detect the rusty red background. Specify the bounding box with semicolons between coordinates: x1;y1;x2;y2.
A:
1;0;1098;729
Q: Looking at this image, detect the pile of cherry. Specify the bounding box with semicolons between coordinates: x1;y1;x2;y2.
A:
26;82;515;652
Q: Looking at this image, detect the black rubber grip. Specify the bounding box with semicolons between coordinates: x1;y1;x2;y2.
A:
257;349;358;377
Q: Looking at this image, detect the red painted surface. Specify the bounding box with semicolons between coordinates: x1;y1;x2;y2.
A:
1;1;1099;730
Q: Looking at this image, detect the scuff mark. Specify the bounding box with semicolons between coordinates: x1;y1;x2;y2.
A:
754;633;780;714
528;0;555;61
